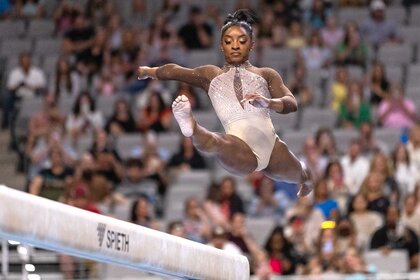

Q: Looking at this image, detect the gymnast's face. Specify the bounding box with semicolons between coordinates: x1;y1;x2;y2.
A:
221;25;253;65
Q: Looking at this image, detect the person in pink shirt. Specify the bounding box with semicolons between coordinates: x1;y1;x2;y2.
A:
378;84;417;129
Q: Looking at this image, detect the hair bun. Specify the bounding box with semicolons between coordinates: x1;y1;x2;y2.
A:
224;9;255;25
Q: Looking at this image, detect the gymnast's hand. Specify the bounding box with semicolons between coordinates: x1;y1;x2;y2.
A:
241;93;270;108
137;66;157;80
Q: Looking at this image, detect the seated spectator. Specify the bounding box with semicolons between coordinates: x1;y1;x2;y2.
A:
321;15;343;49
93;68;119;96
207;226;242;255
3;52;47;128
130;195;160;230
250;249;272;280
367;62;390;105
66;181;100;214
300;137;328;181
340;139;370;195
85;0;115;26
304;0;331;29
248;176;291;221
167;221;186;238
264;226;301;275
89;129;119;159
334;218;359;254
15;0;45;19
178;6;213;50
286;20;306;50
360;0;401;49
324;161;349;212
63;14;96;63
203;183;230;229
370;205;419;270
255;9;286;48
369;151;399;203
338;247;367;276
358;122;386;156
29;148;74;202
0;0;12;18
50;56;80;98
400;194;420;237
378;84;417;129
53;1;82;36
183;196;211;243
228;212;260;258
105;98;136;135
119;158;146;187
335;21;368;68
314;179;340;220
360;172;390;216
218;176;245;221
137;91;172;133
338;80;372;129
392;143;418;194
315;128;338;161
66;92;104;142
349;193;383;249
300;31;331;71
168;136;207;172
315;227;340;272
330;67;348;112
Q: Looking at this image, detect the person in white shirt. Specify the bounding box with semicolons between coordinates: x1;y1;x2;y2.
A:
3;52;47;128
401;194;420;237
207;226;243;255
392;143;418;195
340;139;370;195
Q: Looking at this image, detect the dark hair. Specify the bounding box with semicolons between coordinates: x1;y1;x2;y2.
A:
221;9;255;38
130;194;150;223
72;91;95;116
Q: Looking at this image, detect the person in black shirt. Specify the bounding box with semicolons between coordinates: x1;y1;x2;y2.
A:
177;6;213;50
63;14;96;63
168;136;206;171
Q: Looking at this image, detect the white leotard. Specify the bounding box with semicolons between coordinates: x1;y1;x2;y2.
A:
208;66;277;171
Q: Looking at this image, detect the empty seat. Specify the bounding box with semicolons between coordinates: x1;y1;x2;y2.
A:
164;184;207;221
300;108;337;131
281;130;309;156
400;26;420;46
174;170;212;186
246;217;276;247
187;49;222;68
406;87;419;101
337;8;369;25
0;39;32;57
364;249;409;273
333;129;359;155
193;110;221;131
27;19;56;38
157;132;182;156
96;95;117;119
385;65;404;84
0;20;25;39
270;110;298;134
261;48;295;74
116;133;144;160
409;6;420;26
375;127;402;151
377;43;413;66
75;135;93;156
34;38;62;56
386;6;407;25
407;64;420;88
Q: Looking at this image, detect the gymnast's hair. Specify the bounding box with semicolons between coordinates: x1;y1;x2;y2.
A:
221;9;255;38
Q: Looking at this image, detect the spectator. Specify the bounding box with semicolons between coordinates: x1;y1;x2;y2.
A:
53;1;82;36
89;129;119;159
370;205;419;270
83;28;109;74
349;193;383;249
167;221;186;238
137;91;172;133
183;196;211;243
315;227;340;272
400;194;420;237
168;136;207;171
65;92;104;142
304;0;331;29
228;212;260;257
3;52;47;128
63;14;96;63
335;21;368;68
367;62;390;105
0;0;12;18
286;20;306;50
219;176;245;219
338;80;372;129
340;139;370;195
392;143;417;194
334;218;359;254
29;148;74;202
66;181;100;214
178;6;213;50
358;122;385;156
300;137;328;181
360;0;401;49
85;0;114;26
369;151;399;203
330;67;349;113
248;176;291;221
287;63;313;108
93;68;119;96
264;226;301;275
207;226;243;255
105;98;136;135
378;84;417;129
300;31;331;71
314;127;338;161
324;161;349;212
255;9;286;48
339;247;367;276
250;249;272;280
203;183;230;229
130;195;159;230
15;0;45;19
360;171;390;216
407;124;420;180
321;15;343;49
51;56;80;99
313;178;340;220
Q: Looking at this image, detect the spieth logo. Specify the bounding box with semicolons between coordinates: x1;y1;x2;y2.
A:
97;223;107;247
96;223;129;252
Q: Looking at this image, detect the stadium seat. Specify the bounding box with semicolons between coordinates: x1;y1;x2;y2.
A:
75;135;93;157
116;133;144;160
164;184;207;221
157;132;182;156
400;26;420;46
27;19;56;38
246;217;275;247
385;65;404;84
333;129;359;155
187;49;222;68
409;6;420;26
377;43;413;66
281;130;309;156
364;249;409;273
300;108;337;131
96;95;118;119
193;110;221;131
34;38;63;56
270;110;298;134
0;39;32;57
386;6;407;25
261;48;295;74
407;64;420;88
0;20;25;39
375;127;402;151
174;170;212;186
337;8;369;25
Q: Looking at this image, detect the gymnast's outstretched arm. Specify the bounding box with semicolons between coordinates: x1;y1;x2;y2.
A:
138;64;220;91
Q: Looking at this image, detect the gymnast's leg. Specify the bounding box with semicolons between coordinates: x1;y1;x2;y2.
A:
172;95;258;175
263;138;313;197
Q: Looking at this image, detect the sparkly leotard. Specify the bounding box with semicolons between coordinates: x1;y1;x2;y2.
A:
156;62;282;171
208;65;276;171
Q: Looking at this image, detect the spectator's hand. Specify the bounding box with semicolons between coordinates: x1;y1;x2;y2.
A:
241;93;270;108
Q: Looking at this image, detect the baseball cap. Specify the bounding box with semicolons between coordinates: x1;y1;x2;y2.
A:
370;0;386;11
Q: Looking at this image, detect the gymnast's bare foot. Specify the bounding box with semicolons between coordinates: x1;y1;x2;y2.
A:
172;95;195;137
297;162;313;197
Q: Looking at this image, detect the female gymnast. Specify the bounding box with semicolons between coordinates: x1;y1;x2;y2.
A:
138;10;312;197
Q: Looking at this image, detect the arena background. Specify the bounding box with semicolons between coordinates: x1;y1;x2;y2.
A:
0;0;420;279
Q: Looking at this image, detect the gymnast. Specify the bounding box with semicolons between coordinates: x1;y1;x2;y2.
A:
138;10;312;197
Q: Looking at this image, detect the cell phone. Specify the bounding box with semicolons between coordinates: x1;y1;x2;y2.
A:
322;240;334;253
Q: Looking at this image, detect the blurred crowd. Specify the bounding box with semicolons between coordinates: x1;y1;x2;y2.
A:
1;0;420;279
